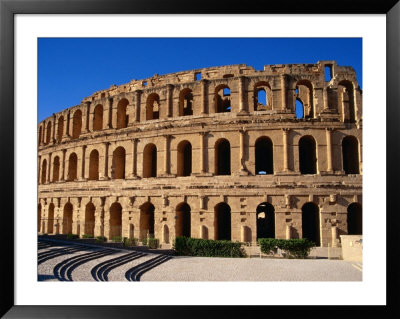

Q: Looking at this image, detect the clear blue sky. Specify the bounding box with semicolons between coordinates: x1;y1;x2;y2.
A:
38;38;362;122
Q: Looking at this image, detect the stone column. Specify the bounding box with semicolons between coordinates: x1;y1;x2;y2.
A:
164;135;170;175
326;128;333;173
68;111;73;137
83;101;90;133
47;153;52;183
286;224;292;239
331;225;338;247
281;74;287;111
63;113;69;138
112;99;118;129
107;98;113;129
323;86;329;110
239;128;248;174
60;149;66;181
282;128;290;172
238;76;246;113
51;114;56;144
201;79;208;115
134;90;141;122
199;132;207;173
129;138;138;178
166;84;173;117
38;155;41;184
100;142;110;180
353;87;359;122
80;145;87;180
94;205;104;237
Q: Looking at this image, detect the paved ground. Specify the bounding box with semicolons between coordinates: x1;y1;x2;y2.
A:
37;238;362;282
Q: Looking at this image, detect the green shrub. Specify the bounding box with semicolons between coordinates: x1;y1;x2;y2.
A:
141;237;147;246
66;233;79;240
95;236;107;243
111;236;122;243
123;237;138;247
82;234;94;239
258;238;315;259
174;236;245;258
147;238;159;249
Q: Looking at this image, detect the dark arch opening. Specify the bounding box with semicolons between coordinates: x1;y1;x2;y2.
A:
46;121;52;144
299;136;317;174
52;156;60;182
215;139;231;175
342;136;360;174
47;203;54;234
57;116;64;143
176;202;191;238
38;126;43;145
85;202;95;236
347;203;362;235
117;99;129;129
72;110;82;139
109;202;122;239
146;93;160;120
302;202;320;246
41;159;47;184
63;202;73;235
215;85;231;113
143;143;157;178
255;137;273;175
140;202;155;240
179;89;193;116
93;104;103;131
177;141;192;177
215;202;231;240
256;202;275;239
112;147;126;179
38;204;42;232
338;80;355;123
89;149;100;180
68;153;78;181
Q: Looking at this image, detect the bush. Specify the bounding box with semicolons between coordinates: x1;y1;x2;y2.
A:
174;237;245;258
66;233;79;240
123;237;138;247
111;236;122;243
96;236;107;243
82;234;94;239
258;238;316;259
147;238;159;249
141;237;147;246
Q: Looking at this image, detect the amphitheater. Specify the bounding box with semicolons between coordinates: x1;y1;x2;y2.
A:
37;61;362;248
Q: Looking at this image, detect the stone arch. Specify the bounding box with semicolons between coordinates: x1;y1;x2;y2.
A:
299;135;317;174
347;202;362;235
72;109;82;139
214;84;231;113
48;203;55;234
45;121;52;144
254;81;272;111
41;159;47;184
175;202;191;238
296;80;314;118
140;202;155;240
117;98;129;129
177;140;192;177
143;143;157;178
112;146;126;179
215;138;231;175
146;93;160;120
85;202;95;236
38;203;42;232
63;202;73;235
255;136;273;175
93;104;103;131
179;88;193;116
302;202;320;246
38;126;43;146
109;202;122;239
338;80;355;123
256;202;275;239
342;136;360;174
57;116;64;143
214;202;231;240
52;156;60;182
89;149;99;180
67;153;78;181
163;224;170;244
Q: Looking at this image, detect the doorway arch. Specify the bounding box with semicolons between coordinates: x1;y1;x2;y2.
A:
256;202;275;239
301;202;320;245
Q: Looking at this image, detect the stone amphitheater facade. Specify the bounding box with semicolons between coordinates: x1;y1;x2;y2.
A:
37;61;362;247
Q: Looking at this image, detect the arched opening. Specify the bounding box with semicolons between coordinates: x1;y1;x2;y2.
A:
38;126;43;146
299;136;317;174
140;202;155;240
256;202;275;239
72;109;82;139
215;85;231;113
215;202;231;240
85;202;95;237
38;204;42;232
179;88;193;116
112;146;126;179
67;153;78;181
146;93;160;120
48;203;54;234
295;80;314;118
255;137;273;175
338;80;355;123
302;202;320;246
63;202;73;235
215;139;230;175
57;116;64;143
93;104;103;131
347;203;362;235
254;82;272;111
177;141;192;177
117;99;129;129
109;202;122;239
89;149;99;180
163;224;170;244
342;136;360;174
295;98;304;119
46;121;52;144
41;159;47;184
175;202;191;238
52;156;60;182
143;143;157;178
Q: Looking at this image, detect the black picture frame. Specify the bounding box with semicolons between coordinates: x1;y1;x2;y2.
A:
1;0;399;318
